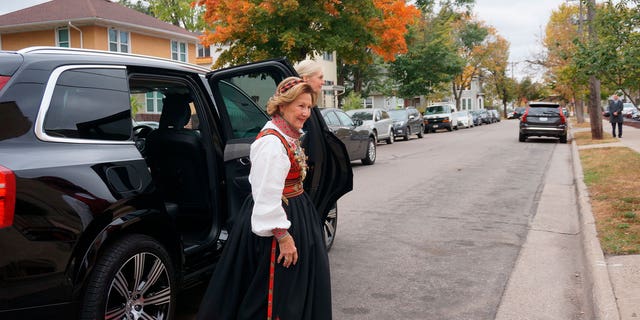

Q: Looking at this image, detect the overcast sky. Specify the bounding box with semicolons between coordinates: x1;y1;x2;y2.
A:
1;0;566;79
474;0;567;80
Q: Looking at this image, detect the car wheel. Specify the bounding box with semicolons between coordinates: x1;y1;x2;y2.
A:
386;131;394;144
417;126;424;138
404;127;410;141
519;133;527;142
446;126;453;132
361;136;376;165
323;204;338;251
80;234;176;320
559;134;567;143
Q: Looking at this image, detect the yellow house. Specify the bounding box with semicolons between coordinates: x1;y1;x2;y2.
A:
0;0;211;65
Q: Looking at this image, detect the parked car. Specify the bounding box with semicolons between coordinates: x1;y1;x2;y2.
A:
519;101;568;143
346;108;395;144
470;110;483;126
0;47;353;319
512;107;526;119
452;110;474;129
423;103;457;132
321;108;377;165
474;109;492;124
488;109;501;122
622;102;638;118
388;108;424;140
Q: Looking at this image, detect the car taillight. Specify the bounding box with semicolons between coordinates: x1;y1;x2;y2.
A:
0;76;10;91
559;107;567;124
522;109;529;122
0;165;16;228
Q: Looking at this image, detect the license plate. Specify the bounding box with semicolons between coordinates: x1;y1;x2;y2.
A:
433;124;439;128
539;117;548;121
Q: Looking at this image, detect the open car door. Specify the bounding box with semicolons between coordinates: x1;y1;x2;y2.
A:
206;59;353;238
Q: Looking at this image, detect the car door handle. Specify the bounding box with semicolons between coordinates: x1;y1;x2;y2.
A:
238;157;251;166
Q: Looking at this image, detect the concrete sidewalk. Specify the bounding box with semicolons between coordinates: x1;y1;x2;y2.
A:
572;120;640;320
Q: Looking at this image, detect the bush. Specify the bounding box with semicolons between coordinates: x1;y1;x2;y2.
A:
341;91;363;111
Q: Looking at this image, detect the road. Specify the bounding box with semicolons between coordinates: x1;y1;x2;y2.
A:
177;119;583;319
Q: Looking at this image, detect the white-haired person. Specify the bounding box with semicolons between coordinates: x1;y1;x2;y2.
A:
197;77;332;320
295;59;324;94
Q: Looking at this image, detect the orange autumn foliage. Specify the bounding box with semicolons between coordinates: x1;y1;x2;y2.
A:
368;0;420;61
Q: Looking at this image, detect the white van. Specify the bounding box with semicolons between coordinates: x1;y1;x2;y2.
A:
423;103;457;132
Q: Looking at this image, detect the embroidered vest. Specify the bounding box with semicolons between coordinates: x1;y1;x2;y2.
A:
255;129;305;199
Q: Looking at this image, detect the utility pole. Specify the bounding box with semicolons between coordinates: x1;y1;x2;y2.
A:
586;0;603;139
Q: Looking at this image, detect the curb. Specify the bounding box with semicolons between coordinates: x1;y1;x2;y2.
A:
571;136;620;320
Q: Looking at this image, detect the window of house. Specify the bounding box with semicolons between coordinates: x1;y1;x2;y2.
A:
171;40;187;62
364;97;373;108
57;27;70;48
44;67;131;141
197;43;210;58
322;52;333;61
145;92;164;113
109;29;130;53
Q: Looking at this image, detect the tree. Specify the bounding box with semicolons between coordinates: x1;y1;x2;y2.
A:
118;0;203;32
389;2;472;100
589;0;640;106
482;35;513;117
450;16;494;110
544;3;589;123
196;0;419;68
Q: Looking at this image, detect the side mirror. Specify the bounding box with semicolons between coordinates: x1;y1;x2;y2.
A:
353;119;363;126
409;115;415;120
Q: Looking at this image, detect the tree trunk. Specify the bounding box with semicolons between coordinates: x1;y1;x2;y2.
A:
575;98;585;123
587;0;603;139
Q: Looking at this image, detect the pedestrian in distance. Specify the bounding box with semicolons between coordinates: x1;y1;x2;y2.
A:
196;77;332;320
295;59;324;95
609;93;624;138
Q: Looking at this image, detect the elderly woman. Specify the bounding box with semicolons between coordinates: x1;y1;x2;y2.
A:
197;77;332;320
295;59;324;94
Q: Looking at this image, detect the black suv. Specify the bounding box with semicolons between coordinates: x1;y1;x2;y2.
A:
518;102;568;143
0;47;352;319
388;107;424;140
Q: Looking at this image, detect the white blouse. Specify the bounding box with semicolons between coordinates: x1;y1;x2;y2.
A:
249;122;300;237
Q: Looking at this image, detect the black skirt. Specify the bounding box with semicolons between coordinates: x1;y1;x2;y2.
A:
196;193;332;320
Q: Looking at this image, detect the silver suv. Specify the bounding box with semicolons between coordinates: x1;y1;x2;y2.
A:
346;108;395;144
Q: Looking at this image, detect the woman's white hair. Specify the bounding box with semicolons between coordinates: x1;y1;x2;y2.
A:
294;60;322;78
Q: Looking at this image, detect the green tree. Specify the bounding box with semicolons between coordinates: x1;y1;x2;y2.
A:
118;0;204;32
482;35;513;117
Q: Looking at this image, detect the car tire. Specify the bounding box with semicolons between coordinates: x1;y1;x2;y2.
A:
323;204;338;251
404;127;410;141
361;136;376;165
559;134;567;143
519;133;527;142
417;126;424;138
80;234;176;320
446;126;453;132
386;131;394;144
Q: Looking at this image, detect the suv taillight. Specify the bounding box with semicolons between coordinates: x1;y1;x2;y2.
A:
0;165;16;228
0;76;10;91
559;107;567;124
521;108;529;123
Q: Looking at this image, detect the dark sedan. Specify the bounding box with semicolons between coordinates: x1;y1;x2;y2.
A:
321;108;377;165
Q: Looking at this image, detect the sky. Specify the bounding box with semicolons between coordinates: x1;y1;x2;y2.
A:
474;0;567;80
1;0;567;80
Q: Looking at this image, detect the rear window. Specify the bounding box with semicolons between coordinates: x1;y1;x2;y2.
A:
349;110;373;121
528;106;560;116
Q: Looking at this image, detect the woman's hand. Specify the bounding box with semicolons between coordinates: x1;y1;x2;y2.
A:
277;234;298;268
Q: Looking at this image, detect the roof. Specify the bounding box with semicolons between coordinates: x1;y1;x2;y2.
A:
0;0;198;41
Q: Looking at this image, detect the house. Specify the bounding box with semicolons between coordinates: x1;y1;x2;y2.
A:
0;0;200;64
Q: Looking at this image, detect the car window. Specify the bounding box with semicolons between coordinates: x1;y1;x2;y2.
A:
388;109;407;120
218;81;269;138
44;67;131;141
323;110;340;126
349;110;373;121
213;71;279;139
381;111;390;120
335;110;354;126
528;106;559;116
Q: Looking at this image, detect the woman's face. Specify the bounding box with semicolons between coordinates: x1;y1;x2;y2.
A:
279;93;313;131
303;71;324;94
